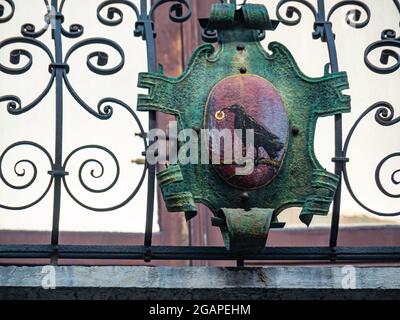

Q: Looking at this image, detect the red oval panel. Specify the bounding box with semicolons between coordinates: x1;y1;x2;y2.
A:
204;75;288;190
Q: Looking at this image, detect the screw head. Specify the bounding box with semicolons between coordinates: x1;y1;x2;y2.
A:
240;192;249;201
292;127;300;135
239;66;247;74
240;192;251;211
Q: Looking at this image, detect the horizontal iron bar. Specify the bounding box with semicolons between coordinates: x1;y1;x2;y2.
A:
0;245;400;261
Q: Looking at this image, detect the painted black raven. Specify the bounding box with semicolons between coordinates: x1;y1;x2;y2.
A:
221;104;284;161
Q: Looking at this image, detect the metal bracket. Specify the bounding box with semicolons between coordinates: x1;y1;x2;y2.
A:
134;20;156;40
48;63;70;73
50;244;59;265
329;246;337;262
48;166;69;177
312;20;334;42
331;157;350;163
144;247;152;263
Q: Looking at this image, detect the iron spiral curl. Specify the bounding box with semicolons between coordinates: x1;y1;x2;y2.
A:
362;0;398;74
19;0;84;39
0;37;55;115
62;99;148;212
364;29;400;74
326;1;370;29
1;1;150;214
149;0;192;23
343;102;400;216
0;0;15;24
375;153;400;199
276;0;370;37
20;0;51;38
0;141;54;210
97;0;140;26
63;38;125;119
63;145;121;197
59;0;84;38
276;0;317;26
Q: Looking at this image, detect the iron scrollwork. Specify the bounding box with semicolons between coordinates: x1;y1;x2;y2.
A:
276;0;370;33
276;0;370;26
343;102;400;216
363;0;400;75
0;0;398;262
271;1;398;251
364;29;400;74
0;36;55;114
0;141;54;210
150;0;191;23
97;0;140;27
341;0;399;217
0;0;191;215
0;0;15;24
276;0;399;220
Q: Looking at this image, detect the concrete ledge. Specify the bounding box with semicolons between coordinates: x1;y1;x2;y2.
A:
0;266;399;300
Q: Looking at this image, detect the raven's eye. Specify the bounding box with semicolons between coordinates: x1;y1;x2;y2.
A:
215;110;225;121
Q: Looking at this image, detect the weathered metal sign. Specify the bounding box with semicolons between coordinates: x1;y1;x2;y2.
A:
137;3;350;253
205;74;288;190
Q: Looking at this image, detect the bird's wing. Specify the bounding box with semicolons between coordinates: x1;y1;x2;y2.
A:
246;116;280;140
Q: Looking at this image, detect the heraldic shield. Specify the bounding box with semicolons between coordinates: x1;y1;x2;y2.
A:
137;3;350;253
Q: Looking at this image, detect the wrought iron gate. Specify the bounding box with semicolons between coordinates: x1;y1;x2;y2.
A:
0;0;399;264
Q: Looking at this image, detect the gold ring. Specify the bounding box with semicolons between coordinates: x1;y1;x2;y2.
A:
215;110;225;121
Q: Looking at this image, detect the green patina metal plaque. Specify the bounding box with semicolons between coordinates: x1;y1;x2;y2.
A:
137;3;350;253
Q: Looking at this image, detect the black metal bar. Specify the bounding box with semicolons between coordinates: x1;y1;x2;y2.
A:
394;0;400;13
1;245;400;261
328;57;342;250
314;0;342;250
140;0;157;262
50;0;64;265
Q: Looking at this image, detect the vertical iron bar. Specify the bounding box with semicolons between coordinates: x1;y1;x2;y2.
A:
236;259;244;267
230;0;246;262
394;0;400;13
325;25;342;250
141;0;157;262
50;0;63;265
315;0;342;250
